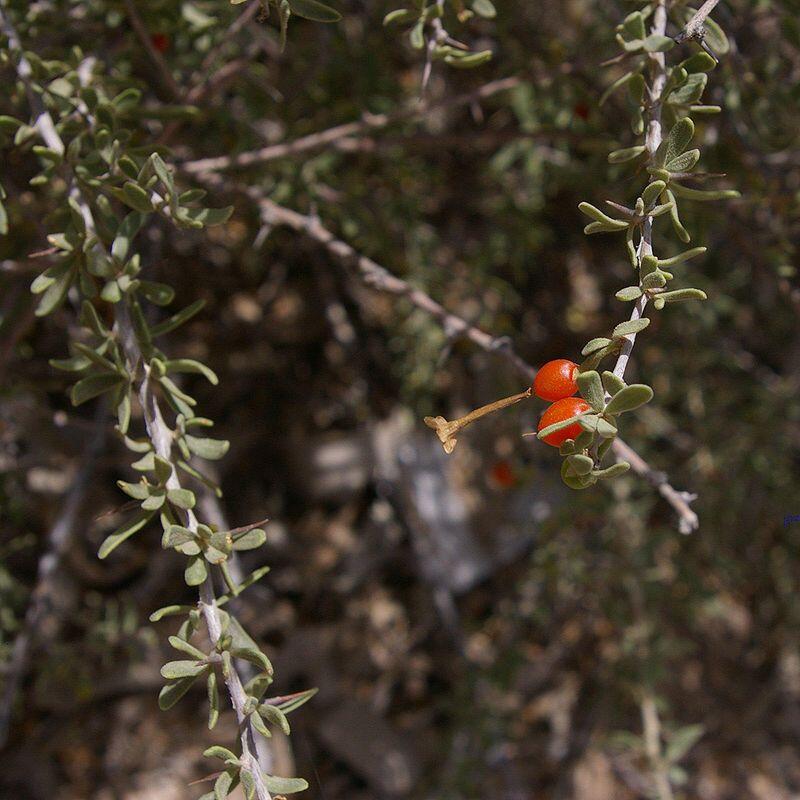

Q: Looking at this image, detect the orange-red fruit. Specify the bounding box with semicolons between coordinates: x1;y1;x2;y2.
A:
152;33;169;53
533;359;579;401
537;397;592;448
490;460;516;489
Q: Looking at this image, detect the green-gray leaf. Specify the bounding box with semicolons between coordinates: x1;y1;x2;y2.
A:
121;181;154;212
71;372;125;406
472;0;496;18
262;775;309;795
576;370;604;411
666;148;700;172
34;263;75;317
601;371;626;396
562;454;594;478
592;461;631;479
270;687;318;715
185;435;230;460
98;509;154;558
168;635;207;659
232;528;266;551
653;288;707;308
165;358;218;384
139;280;175;306
536;412;590;441
604;384;654;414
657;246;706;268
615;286;642;302
158;676;198;710
185;554;208;586
664;118;695;165
151;299;206;337
581;337;612;356
160;660;207;679
643;33;674;52
259;703;291;735
596;417;618;438
608;145;646;164
167;487;196;510
612;318;650;338
670;183;740;202
287;0;341;22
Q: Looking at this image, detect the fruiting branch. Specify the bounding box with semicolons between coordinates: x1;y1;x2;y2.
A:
207;184;699;532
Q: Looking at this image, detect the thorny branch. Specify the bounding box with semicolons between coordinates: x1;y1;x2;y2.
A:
0;5;274;796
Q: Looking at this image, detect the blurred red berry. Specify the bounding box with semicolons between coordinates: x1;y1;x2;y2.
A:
537;397;591;447
573;103;590;120
490;460;516;489
533;359;579;402
151;33;169;53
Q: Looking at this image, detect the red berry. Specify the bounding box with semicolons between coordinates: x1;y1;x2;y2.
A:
151;33;169;53
533;359;579;401
537;397;591;448
490;460;516;489
573;103;590;121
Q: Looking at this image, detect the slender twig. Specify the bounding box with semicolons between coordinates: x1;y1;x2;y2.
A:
180;76;521;174
199;0;261;74
611;0;668;383
0;406;105;748
611;438;698;534
191;169;699;533
676;0;722;41
0;6;272;795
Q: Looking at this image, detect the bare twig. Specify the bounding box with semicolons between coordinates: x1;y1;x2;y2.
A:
0;6;272;795
676;0;722;42
180;76;521;174
611;438;698;534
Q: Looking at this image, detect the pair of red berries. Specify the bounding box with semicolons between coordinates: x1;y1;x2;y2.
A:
533;359;591;447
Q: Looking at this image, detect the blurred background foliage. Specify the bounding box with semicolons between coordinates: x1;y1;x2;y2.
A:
1;0;800;797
